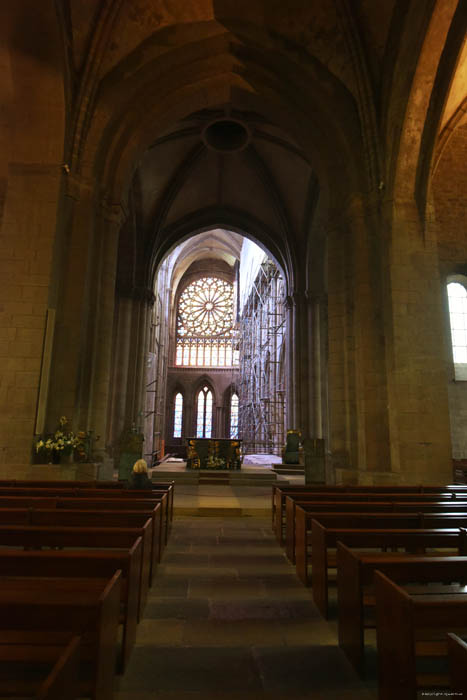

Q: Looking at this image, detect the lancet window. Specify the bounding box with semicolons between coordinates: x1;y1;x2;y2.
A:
176;277;238;367
173;392;183;438
448;281;467;379
196;386;213;438
230;393;239;438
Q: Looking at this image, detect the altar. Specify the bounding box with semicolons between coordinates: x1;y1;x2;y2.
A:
185;438;242;470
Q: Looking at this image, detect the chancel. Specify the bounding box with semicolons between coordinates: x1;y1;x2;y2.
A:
1;1;467;698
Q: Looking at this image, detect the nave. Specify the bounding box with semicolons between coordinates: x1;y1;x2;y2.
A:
115;515;375;700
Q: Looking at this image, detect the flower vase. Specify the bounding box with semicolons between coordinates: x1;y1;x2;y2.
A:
51;450;61;464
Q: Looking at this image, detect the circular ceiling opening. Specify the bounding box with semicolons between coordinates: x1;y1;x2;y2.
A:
203;119;250;152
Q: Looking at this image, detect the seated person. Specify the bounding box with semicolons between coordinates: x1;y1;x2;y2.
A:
126;458;153;490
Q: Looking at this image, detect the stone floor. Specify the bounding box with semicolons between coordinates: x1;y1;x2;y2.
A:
171;484;272;515
114;514;378;699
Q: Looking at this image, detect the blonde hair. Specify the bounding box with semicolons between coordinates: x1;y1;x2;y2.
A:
133;458;148;474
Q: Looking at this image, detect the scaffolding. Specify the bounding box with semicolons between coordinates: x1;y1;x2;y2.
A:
238;260;286;456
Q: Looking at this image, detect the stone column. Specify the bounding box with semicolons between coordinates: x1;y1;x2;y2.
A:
128;287;155;433
0;163;62;467
307;293;326;439
381;197;452;484
286;291;313;438
285;295;295;429
107;293;133;448
46;184;125;461
87;201;126;458
46;176;99;429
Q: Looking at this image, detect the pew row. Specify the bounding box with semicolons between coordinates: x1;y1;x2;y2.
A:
0;488;171;549
0;497;163;581
0;506;161;586
375;570;467;700
309;522;467;617
272;484;467;543
294;504;467;571
0;543;142;672
282;493;467;554
447;632;467;696
0;635;81;700
0;524;150;618
0;480;175;534
336;545;467;675
0;573;121;700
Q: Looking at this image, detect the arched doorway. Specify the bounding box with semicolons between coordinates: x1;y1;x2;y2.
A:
144;230;288;463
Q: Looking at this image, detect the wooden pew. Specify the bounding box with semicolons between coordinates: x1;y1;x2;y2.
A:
0;524;150;618
447;633;467;696
0;487;171;550
375;570;467;700
0;480;175;528
0;496;163;577
279;491;465;550
0;543;141;672
309;521;467;617
272;484;467;541
0;635;81;700
336;545;467;675
30;508;159;585
0;506;160;585
0;573;121;700
293;502;467;569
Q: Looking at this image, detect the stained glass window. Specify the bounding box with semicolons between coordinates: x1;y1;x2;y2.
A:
196;386;213;438
448;282;467;379
230;393;239;438
173;393;183;438
176;277;237;367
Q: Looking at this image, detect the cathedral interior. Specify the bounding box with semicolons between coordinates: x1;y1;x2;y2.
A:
2;1;467;481
2;3;467;699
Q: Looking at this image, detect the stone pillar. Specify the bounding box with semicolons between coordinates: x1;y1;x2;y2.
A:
88;201;126;458
286;291;313;438
46;184;125;461
327;196;394;484
308;293;326;439
108;295;133;446
285;295;295;428
128;288;155;433
108;285;155;457
381;198;452;484
0;164;62;467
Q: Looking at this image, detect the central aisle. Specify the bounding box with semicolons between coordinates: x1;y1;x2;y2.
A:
115;516;377;699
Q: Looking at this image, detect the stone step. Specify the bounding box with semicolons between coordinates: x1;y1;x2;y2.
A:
273;467;305;475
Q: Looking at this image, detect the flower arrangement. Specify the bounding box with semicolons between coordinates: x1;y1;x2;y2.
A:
34;416;98;463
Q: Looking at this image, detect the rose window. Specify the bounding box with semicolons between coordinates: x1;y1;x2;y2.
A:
176;277;238;367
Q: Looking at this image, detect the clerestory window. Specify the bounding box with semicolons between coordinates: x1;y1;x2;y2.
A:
175;277;238;367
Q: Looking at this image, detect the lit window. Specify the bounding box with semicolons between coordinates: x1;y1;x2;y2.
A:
448;282;467;366
173;393;183;438
448;281;467;381
196;386;213;438
230;393;239;438
175;277;237;367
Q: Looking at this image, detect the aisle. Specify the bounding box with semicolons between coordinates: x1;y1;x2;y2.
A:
115;516;376;699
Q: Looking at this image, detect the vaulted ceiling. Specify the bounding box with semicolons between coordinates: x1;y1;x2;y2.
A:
51;0;467;292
